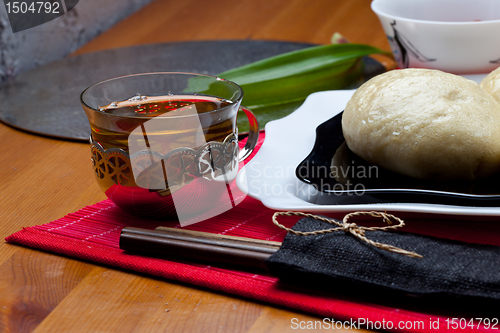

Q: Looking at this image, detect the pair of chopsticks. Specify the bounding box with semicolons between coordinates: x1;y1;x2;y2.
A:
119;227;282;271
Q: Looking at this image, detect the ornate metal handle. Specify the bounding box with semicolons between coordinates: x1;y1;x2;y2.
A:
238;107;259;162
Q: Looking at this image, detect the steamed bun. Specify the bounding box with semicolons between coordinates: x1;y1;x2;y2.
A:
342;68;500;181
480;66;500;104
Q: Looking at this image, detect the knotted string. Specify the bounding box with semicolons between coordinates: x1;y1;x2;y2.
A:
272;211;423;258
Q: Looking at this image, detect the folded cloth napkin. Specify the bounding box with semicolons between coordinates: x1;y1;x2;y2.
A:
266;216;500;316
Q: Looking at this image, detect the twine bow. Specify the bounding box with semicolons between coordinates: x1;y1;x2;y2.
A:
272;211;422;258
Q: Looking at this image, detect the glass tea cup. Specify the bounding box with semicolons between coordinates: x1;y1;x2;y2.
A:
80;72;259;225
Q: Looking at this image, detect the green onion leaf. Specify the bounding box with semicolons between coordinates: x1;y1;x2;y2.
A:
217;43;387;132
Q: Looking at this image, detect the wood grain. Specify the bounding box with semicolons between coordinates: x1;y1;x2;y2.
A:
0;248;93;332
73;0;390;55
0;0;388;331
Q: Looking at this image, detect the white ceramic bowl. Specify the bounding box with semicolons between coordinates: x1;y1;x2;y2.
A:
371;0;500;74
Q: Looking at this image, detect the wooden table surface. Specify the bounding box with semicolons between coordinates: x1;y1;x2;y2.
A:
0;0;390;332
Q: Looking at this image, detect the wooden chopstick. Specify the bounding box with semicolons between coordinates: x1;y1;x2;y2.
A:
154;226;281;251
119;227;282;271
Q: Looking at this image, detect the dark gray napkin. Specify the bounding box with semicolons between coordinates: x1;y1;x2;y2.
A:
265;217;500;314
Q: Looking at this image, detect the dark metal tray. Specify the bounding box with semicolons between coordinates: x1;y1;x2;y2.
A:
0;40;323;141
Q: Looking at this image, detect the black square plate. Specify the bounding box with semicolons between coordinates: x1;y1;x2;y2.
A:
295;112;500;207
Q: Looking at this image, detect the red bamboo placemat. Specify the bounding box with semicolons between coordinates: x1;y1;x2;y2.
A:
5;133;500;333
